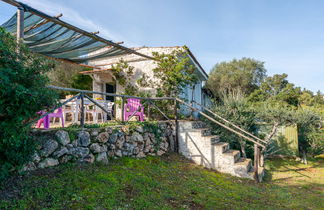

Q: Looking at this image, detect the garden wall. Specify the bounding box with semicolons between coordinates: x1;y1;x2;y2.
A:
22;122;175;171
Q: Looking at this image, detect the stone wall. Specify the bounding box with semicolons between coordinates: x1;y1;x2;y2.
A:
22;122;174;171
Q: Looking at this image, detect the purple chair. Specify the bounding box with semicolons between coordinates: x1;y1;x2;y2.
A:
37;107;64;129
124;98;145;121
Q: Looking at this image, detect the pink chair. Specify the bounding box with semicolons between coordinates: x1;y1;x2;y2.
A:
37;107;64;129
124;98;145;121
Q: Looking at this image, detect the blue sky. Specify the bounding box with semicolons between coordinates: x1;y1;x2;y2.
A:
0;0;323;92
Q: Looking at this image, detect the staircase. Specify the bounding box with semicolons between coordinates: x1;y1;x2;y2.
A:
178;121;265;181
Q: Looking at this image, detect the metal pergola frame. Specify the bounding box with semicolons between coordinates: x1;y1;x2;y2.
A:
1;0;154;61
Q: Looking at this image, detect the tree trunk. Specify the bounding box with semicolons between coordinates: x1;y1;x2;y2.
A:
239;138;247;158
265;122;279;142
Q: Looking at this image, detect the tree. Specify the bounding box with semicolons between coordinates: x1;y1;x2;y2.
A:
46;60;92;96
295;108;323;161
0;28;58;181
152;47;198;97
208;93;259;158
206;58;267;99
248;73;301;107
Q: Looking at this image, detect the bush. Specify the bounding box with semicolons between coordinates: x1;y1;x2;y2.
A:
0;28;58;181
295;109;323;157
206;93;259;158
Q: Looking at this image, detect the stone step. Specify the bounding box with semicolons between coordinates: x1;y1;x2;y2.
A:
210;135;220;144
233;158;252;172
213;142;229;154
191;121;208;129
222;149;241;164
182;128;212;137
200;128;212;136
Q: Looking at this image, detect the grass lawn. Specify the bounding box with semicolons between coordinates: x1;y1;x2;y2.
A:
0;153;323;209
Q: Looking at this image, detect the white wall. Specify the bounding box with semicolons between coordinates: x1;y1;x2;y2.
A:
86;47;207;120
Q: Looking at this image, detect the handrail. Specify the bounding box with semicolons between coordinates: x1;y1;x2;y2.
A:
47;85;265;148
176;98;266;148
47;85;174;100
192;101;268;145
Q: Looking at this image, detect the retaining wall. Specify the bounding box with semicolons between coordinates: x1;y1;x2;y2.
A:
22;122;175;171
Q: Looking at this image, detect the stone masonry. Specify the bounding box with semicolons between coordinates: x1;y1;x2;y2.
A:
22;122;174;171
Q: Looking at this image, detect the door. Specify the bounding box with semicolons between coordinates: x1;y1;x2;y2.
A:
105;84;115;102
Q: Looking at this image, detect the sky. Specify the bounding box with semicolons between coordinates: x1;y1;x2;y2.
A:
0;0;323;92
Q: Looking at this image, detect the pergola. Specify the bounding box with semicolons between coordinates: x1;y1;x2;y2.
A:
1;0;153;67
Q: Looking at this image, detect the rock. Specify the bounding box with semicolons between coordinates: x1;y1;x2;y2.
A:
125;136;131;142
38;158;59;168
157;150;165;156
53;147;68;158
91;129;99;136
72;140;78;147
90;143;107;153
55;130;70;145
96;132;109;143
66;144;74;149
131;132;144;142
109;144;116;150
83;153;95;163
69;147;89;158
109;133;118;144
149;148;155;153
135;126;144;133
116;137;125;149
150;136;157;143
122;151;129;156
41;139;59;157
143;133;150;141
60;155;73;163
107;150;115;157
133;147;140;155
144;144;152;153
115;150;122;157
77;131;90;147
31;152;41;163
105;127;113;134
96;152;108;164
136;152;146;158
163;142;169;151
21;162;36;172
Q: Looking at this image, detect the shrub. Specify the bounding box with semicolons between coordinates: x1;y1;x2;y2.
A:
207;92;259;158
0;28;58;181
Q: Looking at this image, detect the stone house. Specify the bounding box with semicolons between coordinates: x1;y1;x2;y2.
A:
80;46;210;119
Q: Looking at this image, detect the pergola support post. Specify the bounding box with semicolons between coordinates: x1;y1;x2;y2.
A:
16;7;24;43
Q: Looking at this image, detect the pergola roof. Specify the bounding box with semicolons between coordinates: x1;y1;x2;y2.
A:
0;0;153;64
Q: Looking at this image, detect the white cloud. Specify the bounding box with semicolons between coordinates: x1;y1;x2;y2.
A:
20;0;137;46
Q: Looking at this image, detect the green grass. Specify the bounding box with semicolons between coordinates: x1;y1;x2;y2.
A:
0;153;323;209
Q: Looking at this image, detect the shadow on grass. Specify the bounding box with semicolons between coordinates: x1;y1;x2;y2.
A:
263;155;324;182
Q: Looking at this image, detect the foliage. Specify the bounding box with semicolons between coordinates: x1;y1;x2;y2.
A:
248;73;301;107
295;108;323;157
46;60;92;96
111;47;197;120
206;58;267;99
151;47;198;97
111;59;139;96
0;28;58;182
1;154;323;209
207;93;259;158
